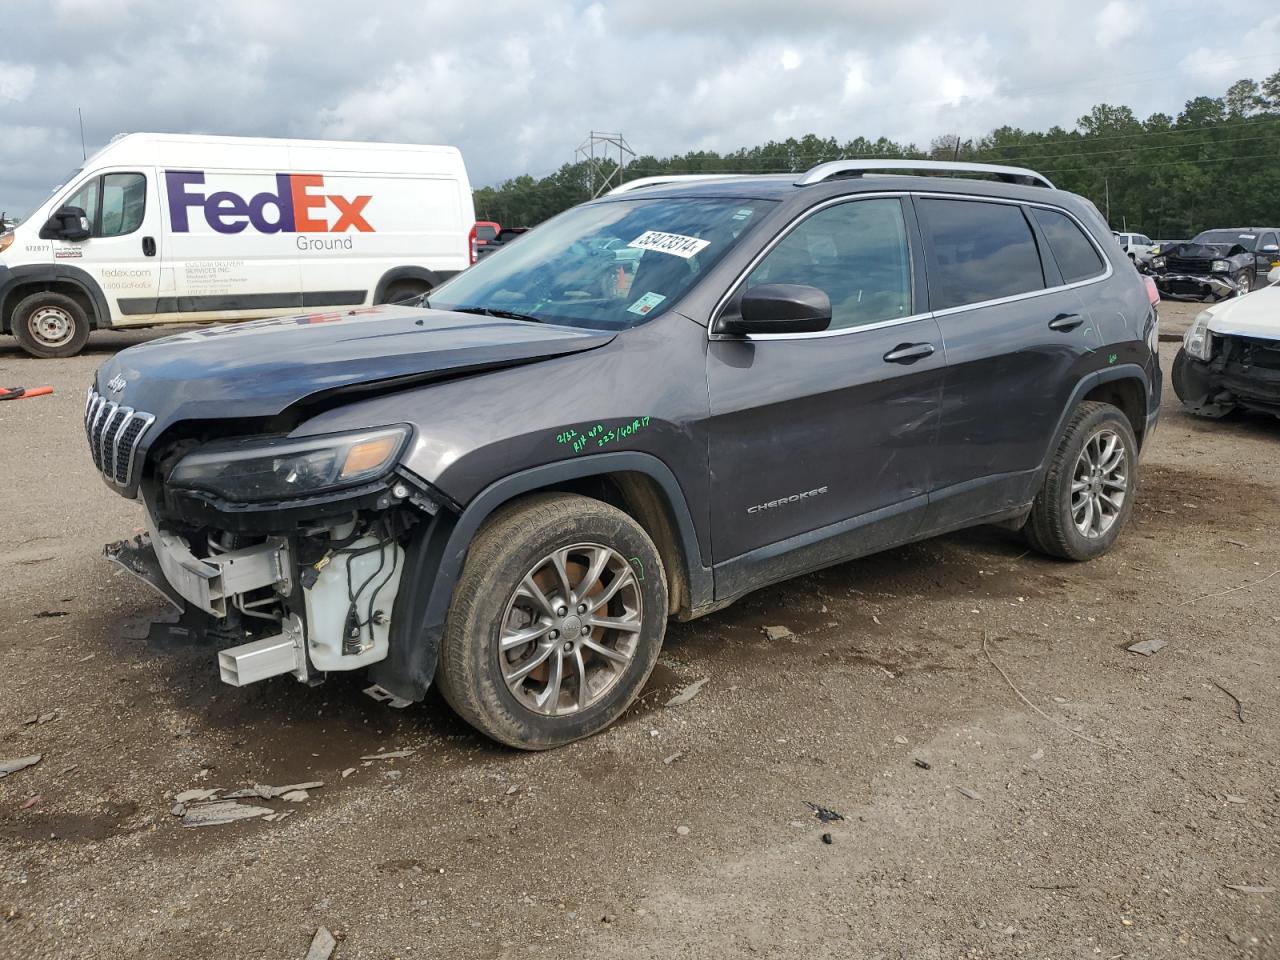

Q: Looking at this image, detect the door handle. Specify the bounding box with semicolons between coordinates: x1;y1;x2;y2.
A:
883;342;935;364
1048;313;1084;331
142;236;156;257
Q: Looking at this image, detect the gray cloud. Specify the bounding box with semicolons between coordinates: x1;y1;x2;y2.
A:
1;0;1277;215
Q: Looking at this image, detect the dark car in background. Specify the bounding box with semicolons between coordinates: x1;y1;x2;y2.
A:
89;159;1160;750
1151;227;1280;300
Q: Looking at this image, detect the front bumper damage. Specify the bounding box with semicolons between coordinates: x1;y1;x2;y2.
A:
1172;336;1280;416
1153;273;1242;302
104;482;429;705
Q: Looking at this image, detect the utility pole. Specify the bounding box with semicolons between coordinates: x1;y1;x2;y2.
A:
576;132;635;198
77;107;87;161
1104;177;1111;225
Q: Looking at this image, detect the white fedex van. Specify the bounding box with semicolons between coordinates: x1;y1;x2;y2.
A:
0;133;477;357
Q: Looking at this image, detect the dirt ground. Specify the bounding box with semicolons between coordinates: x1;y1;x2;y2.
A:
1;302;1277;960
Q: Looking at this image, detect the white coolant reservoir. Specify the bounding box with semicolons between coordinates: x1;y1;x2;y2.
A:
303;533;405;672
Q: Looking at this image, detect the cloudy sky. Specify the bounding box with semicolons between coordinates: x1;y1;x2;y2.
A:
2;0;1277;214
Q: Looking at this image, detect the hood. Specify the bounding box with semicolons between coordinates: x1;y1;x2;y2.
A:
1163;242;1248;259
1204;282;1280;340
95;304;616;428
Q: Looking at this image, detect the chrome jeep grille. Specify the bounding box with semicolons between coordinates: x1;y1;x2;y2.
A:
84;388;155;487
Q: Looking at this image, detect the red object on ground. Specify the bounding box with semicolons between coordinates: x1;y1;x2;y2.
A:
0;385;54;401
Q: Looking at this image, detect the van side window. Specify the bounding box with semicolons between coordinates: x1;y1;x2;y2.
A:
1030;207;1105;283
99;173;146;237
745;198;911;330
63;178;101;228
918;198;1045;310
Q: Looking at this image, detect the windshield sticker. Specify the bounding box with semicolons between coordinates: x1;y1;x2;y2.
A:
628;230;710;259
627;291;667;316
732;208;754;221
1239;234;1256;239
556;417;652;455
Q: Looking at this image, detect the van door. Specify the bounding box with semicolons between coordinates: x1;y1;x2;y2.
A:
48;169;162;326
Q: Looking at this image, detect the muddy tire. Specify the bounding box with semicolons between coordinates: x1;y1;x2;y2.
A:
11;291;91;359
1024;402;1138;562
436;493;667;750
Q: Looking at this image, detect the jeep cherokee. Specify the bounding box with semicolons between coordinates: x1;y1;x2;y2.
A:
88;159;1161;749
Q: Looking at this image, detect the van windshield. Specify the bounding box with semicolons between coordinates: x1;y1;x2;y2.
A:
13;169;83;226
430;197;776;330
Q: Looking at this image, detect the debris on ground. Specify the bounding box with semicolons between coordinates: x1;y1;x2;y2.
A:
304;925;337;960
1127;638;1168;657
22;711;58;726
665;677;709;707
180;800;275;827
0;755;42;779
763;625;794;642
1210;679;1247;724
222;782;325;800
360;749;416;761
1223;884;1276;894
893;735;908;745
1030;748;1045;761
955;787;982;801
174;788;219;804
341;768;356;778
675;825;690;836
662;752;684;765
505;784;521;795
913;758;931;770
19;795;42;810
821;832;833;845
804;801;845;823
1224;795;1248;804
281;789;311;802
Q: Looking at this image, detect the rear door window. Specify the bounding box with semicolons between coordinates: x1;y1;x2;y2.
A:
1030;207;1105;283
745;198;912;330
917;198;1045;310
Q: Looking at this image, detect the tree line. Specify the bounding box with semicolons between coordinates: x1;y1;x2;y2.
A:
473;71;1280;239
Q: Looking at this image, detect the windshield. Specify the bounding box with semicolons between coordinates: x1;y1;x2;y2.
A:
12;168;83;226
430;197;776;330
1192;230;1257;251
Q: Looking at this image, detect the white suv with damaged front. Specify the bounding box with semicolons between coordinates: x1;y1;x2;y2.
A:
1173;266;1280;418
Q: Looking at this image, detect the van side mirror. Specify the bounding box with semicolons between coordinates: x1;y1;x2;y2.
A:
719;283;832;335
39;206;92;242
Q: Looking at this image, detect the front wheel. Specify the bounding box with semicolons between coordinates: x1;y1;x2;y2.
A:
1234;270;1252;297
1024;402;1139;561
436;493;668;750
11;291;91;358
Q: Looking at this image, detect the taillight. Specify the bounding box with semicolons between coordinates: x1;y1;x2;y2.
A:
1143;276;1159;305
468;224;478;265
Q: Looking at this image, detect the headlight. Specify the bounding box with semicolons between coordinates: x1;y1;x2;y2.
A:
1152;256;1166;269
168;426;410;502
0;232;13;254
1183;310;1214;361
1211;259;1230;273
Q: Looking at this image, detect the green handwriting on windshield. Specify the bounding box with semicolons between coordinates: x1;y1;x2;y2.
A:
556;417;652;454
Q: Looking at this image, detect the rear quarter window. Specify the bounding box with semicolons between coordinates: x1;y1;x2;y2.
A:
1030;207;1105;284
918;198;1045;310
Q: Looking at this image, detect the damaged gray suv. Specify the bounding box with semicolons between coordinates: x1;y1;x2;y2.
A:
89;160;1161;749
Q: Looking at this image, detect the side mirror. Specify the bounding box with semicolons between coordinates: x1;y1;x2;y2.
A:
39;206;91;242
720;283;832;335
1269;266;1280;285
1261;243;1279;254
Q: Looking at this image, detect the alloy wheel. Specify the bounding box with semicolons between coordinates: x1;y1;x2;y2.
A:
498;542;643;716
1070;428;1128;538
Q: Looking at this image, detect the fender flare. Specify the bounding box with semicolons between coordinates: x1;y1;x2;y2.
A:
1036;362;1151;484
373;266;452;304
370;451;712;703
0;263;110;332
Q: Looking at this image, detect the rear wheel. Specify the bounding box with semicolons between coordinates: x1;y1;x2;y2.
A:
436;493;667;750
11;291;91;358
378;282;429;305
1025;402;1138;561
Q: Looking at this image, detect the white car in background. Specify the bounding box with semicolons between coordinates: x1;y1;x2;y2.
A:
1173;265;1280;418
1114;232;1157;263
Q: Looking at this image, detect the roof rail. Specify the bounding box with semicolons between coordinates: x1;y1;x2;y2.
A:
795;159;1056;189
607;174;745;195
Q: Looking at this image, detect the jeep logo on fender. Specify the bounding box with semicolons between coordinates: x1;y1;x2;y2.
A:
165;170;373;235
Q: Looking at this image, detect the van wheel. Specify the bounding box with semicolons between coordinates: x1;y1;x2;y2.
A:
436;493;667;750
1024;402;1138;561
12;291;91;358
379;283;428;305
